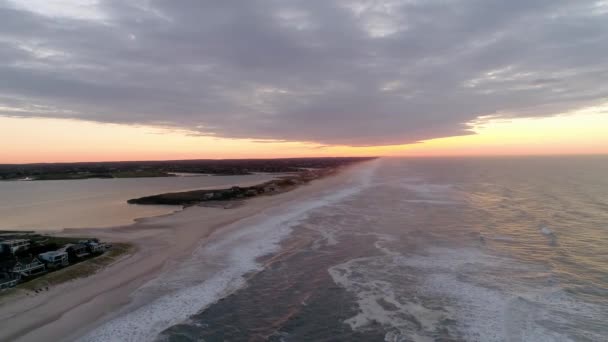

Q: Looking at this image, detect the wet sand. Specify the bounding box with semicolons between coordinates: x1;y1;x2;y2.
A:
0;171;349;342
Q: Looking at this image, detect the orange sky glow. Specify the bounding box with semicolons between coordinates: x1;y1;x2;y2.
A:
2;104;608;164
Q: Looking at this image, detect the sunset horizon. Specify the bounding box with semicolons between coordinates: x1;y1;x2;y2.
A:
1;1;607;341
3;104;608;164
1;1;608;164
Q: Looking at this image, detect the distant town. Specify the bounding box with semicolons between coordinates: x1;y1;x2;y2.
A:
0;157;376;181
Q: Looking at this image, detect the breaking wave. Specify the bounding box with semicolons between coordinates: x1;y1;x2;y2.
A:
79;160;379;342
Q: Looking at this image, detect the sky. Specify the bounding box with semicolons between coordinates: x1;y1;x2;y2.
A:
1;0;607;163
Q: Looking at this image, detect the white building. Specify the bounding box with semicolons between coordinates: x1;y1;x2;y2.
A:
39;251;69;268
11;258;45;277
0;239;30;254
86;242;106;254
264;185;279;193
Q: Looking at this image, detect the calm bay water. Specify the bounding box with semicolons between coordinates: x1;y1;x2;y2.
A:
79;156;608;341
0;174;277;230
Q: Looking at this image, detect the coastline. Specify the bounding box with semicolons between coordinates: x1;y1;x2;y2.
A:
0;173;287;231
0;162;365;342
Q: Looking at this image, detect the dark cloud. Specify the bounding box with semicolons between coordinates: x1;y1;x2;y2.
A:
0;0;607;145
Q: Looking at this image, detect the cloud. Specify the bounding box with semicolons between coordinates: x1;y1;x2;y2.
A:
0;0;607;146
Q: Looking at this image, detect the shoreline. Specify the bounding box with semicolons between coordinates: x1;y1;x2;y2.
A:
126;166;340;206
0;161;368;342
0;173;286;232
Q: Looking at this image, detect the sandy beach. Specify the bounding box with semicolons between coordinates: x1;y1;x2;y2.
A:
0;169;350;342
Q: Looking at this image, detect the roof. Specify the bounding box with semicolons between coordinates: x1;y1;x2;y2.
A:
58;244;73;252
16;257;41;265
0;239;30;244
39;251;67;257
60;243;87;251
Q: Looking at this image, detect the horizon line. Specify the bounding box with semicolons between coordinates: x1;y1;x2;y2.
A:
3;153;608;166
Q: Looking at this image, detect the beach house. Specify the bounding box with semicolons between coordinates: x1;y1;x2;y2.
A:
83;241;106;254
39;251;69;268
63;244;90;262
0;239;31;255
10;257;46;277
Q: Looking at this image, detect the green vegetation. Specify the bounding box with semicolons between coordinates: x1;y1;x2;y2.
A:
111;170;173;178
6;170;172;181
34;173;114;180
1;232;131;296
128;168;338;206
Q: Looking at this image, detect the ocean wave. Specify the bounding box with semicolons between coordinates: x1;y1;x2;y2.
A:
78;161;379;342
329;239;606;342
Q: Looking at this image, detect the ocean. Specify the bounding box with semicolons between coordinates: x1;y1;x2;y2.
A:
0;173;278;230
82;156;608;341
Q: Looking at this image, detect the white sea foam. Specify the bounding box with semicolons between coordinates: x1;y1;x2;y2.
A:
306;222;340;247
329;236;605;342
398;181;465;205
79;160;378;342
490;234;516;242
404;199;459;205
399;183;454;197
395;248;606;341
395;249;528;341
540;226;554;236
329;254;444;342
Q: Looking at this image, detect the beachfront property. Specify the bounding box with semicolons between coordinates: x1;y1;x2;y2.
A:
39;251;69;268
0;239;31;255
9;257;46;277
82;240;106;254
11;258;46;277
0;235;113;290
63;244;91;261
